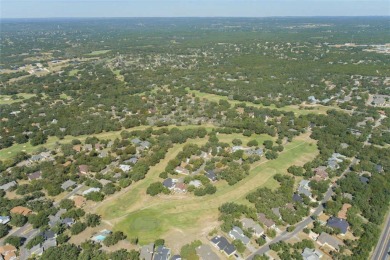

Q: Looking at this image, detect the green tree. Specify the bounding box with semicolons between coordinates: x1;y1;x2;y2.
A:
4;235;23;248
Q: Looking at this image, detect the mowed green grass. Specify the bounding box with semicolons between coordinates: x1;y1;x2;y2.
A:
85;50;111;56
0;124;215;161
0;93;36;105
100;135;317;244
188;89;335;116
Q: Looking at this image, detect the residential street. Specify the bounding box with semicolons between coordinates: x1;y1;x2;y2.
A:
246;158;357;259
0;185;84;260
246;115;385;259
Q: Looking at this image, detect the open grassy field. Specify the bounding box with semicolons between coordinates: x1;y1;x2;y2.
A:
95;132;317;245
188;88;338;116
0;124;215;161
85;50;111;56
0;93;36;105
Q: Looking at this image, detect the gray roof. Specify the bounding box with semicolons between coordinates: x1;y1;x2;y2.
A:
317;232;343;250
196;245;220;260
163;178;174;189
28;171;42;180
205;170;217;181
43;238;57;250
170;255;181;260
298;180;312;197
61;180;76;190
241;218;264;235
0;181;17;191
153;245;170;260
301;248;323;260
140;243;154;260
229;226;250;245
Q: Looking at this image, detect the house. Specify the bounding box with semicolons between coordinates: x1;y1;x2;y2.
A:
205;170;217;182
292;193;303;203
313;166;328;181
337;204;352;219
42;238;57;250
175;166;190;175
272;207;281;219
301;247;323;260
229;226;250;245
61;180;76;190
11;206;32;216
0;245;17;260
171;255;181;260
317;232;343;251
359;176;369;184
99;179;112;186
327;159;339;170
342;193;353;200
257;213;276;229
119;164;132;172
196;244;220;260
73;145;82;152
72;195;86;208
0;216;10;225
84;144;93;151
82;187;100;195
375;164;384;173
163;178;175;190
140;243;154;260
174;183;187;193
98;151;108;158
124;157;138;164
210;236;236;256
241;218;264;237
131;138;142;145
153;245;171;260
28;171;42;181
298;180;312;198
29;154;44;163
61;218;75;227
42;230;56;240
140;141;151;149
78;165;89;175
326;217;349;234
232;146;244;152
48;215;60;228
246;148;263;156
308;96;318;104
189;180;202;188
0;181;17;191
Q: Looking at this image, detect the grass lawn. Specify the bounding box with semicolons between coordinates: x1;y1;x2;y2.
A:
85;50;111;56
188;88;337;116
69;69;80;76
0;93;35;105
96;132;318;244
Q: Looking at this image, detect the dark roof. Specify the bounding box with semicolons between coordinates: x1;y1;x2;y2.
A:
163;178;174;188
375;164;383;172
170;255;181;260
359;176;369;184
292;193;303;203
42;230;56;240
327;217;349;234
205;170;217;181
28;171;42;180
154;245;170;260
223;243;236;256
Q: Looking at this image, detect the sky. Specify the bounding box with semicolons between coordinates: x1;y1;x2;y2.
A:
1;0;389;18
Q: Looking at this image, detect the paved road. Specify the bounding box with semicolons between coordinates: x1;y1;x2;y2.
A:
371;211;390;260
246;158;356;259
247;115;385;259
0;185;84;259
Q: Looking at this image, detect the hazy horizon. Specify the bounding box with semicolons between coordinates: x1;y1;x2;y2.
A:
2;0;389;19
